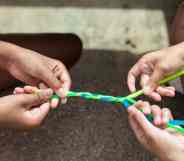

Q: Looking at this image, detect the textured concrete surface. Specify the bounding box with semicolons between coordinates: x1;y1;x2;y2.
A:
0;0;181;53
0;1;183;161
1;50;184;161
0;51;156;161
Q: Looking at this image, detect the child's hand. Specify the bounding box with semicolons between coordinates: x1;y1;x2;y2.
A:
127;43;184;101
14;85;62;109
0;88;53;129
128;101;184;161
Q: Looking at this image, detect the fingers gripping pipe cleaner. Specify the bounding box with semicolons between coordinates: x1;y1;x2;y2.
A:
51;68;184;133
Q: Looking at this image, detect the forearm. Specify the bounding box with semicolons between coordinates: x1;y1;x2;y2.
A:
161;42;184;73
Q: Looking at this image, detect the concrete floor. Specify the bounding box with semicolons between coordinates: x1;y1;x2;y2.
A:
0;0;182;53
0;1;184;161
1;50;184;161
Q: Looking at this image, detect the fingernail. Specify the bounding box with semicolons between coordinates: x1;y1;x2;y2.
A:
54;82;62;90
51;98;59;109
137;100;143;104
143;86;151;95
143;108;149;115
35;89;41;95
32;87;39;93
169;91;175;96
39;83;43;88
39;83;47;89
55;88;67;98
55;88;63;97
61;97;67;104
42;89;53;98
127;105;135;114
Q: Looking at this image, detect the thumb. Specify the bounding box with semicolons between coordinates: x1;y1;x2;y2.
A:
23;102;50;128
20;89;53;107
128;106;157;138
128;106;159;153
143;66;164;95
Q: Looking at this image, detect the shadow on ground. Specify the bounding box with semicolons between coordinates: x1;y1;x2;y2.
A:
0;49;184;161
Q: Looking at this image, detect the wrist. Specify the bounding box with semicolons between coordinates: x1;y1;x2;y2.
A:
0;41;20;70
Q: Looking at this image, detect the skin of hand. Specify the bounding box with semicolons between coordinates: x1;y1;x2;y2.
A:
0;41;71;101
127;101;184;161
0;88;53;129
127;42;184;101
13;85;64;109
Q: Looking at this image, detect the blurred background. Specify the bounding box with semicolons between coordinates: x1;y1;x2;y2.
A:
0;1;183;161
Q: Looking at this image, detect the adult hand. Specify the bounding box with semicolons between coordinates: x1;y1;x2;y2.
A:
1;41;71;98
127;43;184;101
0;88;53;129
128;101;184;161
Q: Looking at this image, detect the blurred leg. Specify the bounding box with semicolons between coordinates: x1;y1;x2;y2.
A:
170;2;184;92
170;2;184;44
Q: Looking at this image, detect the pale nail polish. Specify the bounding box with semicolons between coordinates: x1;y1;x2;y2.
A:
39;83;46;89
51;98;59;108
61;98;67;104
143;86;151;95
56;88;67;98
40;89;53;99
